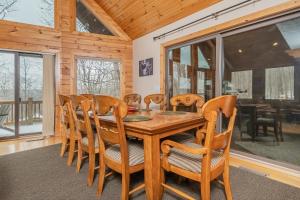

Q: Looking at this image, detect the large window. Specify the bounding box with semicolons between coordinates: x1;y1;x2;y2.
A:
166;13;300;168
222;15;300;167
231;70;252;99
265;66;294;100
76;0;113;35
77;58;120;97
0;0;54;27
167;38;216;109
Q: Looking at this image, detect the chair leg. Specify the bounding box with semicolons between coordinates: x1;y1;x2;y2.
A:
121;173;130;200
97;156;106;196
60;138;68;157
67;139;76;166
87;152;95;186
223;164;233;200
200;179;210;200
76;145;83;173
273;122;279;143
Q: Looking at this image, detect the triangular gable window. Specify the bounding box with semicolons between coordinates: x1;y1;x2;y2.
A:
76;0;114;36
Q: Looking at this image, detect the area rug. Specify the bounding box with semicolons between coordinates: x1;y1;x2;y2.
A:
0;144;300;200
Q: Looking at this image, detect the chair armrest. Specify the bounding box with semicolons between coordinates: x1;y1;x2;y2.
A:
161;140;208;156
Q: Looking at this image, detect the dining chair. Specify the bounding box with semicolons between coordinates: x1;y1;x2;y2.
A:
124;93;142;109
58;94;78;166
161;95;237;200
169;93;205;143
81;93;94;100
93;95;145;200
70;95;99;186
144;93;166;111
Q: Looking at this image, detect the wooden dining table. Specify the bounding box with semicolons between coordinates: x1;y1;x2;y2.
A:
98;110;205;200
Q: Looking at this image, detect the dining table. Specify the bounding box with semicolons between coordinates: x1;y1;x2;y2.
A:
98;110;205;200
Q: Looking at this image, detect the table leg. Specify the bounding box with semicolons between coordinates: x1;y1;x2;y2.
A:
143;135;161;200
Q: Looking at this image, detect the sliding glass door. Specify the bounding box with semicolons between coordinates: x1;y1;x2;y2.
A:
0;52;15;138
165;12;300;168
222;14;300;167
166;38;216;110
0;52;44;139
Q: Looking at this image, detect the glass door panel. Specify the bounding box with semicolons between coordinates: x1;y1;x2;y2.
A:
19;55;43;135
0;52;15;138
167;38;216;110
222;16;300;166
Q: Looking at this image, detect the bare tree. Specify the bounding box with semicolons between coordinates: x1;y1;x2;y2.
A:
77;58;121;97
0;0;18;19
40;0;54;27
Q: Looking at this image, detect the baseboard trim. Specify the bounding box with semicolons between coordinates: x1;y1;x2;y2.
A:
230;153;300;189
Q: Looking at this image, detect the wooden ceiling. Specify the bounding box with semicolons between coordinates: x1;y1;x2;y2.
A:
95;0;221;39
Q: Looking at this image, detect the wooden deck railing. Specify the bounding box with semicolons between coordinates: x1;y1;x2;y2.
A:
0;98;43;125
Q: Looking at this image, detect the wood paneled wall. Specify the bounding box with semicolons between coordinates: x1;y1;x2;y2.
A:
0;0;132;135
0;0;132;98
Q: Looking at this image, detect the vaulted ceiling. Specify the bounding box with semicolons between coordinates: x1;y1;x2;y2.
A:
95;0;221;39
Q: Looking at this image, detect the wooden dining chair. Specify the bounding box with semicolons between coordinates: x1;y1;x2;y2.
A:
124;93;141;109
81;93;94;100
170;93;205;114
58;94;78;166
169;93;206;143
70;95;99;186
93;95;145;200
144;93;166;111
161;95;237;200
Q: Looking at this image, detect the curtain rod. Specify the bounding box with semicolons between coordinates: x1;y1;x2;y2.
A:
153;0;259;41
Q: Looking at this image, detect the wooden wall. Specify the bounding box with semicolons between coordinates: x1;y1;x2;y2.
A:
0;0;133;135
0;0;132;98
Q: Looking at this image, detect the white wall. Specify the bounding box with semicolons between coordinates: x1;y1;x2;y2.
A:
132;0;289;100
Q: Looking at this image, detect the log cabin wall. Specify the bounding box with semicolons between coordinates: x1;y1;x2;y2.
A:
0;0;133;135
0;0;132;97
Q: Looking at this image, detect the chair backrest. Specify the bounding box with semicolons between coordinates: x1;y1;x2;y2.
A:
170;93;205;113
93;95;129;167
58;95;75;138
201;95;237;170
124;93;141;109
81;94;94;100
144;94;166;111
70;95;95;152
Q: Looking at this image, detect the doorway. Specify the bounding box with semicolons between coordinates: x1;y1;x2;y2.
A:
0;51;44;139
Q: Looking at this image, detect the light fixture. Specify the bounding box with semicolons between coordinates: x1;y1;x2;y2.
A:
273;42;278;47
238;49;243;53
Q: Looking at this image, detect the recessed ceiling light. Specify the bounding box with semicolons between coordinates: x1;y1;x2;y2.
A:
273;42;279;47
238;49;243;53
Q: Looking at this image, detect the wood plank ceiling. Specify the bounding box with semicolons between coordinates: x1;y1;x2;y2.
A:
95;0;221;39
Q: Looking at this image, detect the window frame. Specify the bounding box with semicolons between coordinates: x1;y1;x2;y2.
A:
75;56;122;97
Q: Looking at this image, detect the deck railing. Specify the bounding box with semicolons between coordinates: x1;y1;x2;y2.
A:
0;98;43;125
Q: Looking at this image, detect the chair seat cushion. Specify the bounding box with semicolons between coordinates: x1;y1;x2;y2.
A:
82;135;99;148
168;142;223;173
105;142;144;166
167;132;194;143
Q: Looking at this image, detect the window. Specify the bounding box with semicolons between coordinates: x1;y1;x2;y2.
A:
77;58;120;97
231;70;252;99
265;66;294;100
76;0;113;35
0;0;54;27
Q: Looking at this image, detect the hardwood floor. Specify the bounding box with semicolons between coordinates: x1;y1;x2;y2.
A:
0;136;61;156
